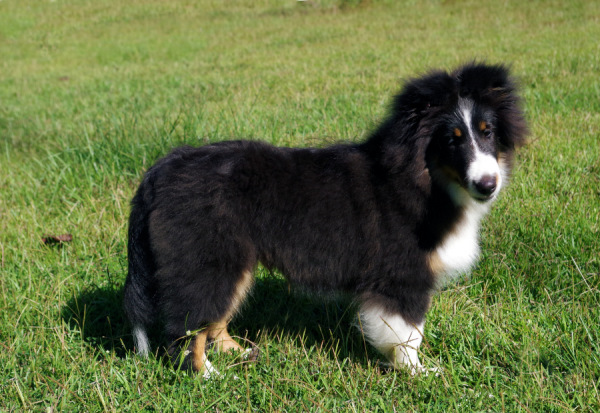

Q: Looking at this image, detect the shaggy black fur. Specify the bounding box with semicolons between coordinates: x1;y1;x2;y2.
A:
123;63;527;367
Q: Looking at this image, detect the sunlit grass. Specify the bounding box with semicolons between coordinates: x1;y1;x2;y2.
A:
1;0;599;410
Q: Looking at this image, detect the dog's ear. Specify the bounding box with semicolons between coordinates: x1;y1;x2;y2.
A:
392;70;455;123
455;63;528;148
454;63;512;98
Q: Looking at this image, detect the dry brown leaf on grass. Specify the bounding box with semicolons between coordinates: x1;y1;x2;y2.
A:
41;233;73;245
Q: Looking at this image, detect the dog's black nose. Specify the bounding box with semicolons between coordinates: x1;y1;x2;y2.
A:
474;175;497;197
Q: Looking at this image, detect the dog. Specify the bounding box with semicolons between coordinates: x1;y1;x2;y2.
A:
123;63;527;376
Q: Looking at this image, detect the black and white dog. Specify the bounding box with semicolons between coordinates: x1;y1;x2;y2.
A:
124;63;527;376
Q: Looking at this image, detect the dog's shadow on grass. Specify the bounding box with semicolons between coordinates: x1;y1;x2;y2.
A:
232;274;370;364
62;273;371;365
62;281;133;359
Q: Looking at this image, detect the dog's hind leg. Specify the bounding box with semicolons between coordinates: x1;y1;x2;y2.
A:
206;270;259;361
191;269;256;378
206;319;259;362
191;329;222;379
207;320;244;352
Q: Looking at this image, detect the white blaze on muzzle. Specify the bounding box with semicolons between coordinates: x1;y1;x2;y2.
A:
458;97;502;200
467;150;501;200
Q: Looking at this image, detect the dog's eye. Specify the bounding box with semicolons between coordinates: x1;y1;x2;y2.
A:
479;121;493;138
448;128;464;145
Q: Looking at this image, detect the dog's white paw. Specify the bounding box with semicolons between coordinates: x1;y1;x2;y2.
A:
410;365;441;377
203;347;259;380
202;357;222;380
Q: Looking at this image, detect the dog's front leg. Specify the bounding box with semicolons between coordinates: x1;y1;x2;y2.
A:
358;303;428;374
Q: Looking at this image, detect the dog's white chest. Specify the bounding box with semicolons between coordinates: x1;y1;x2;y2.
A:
433;201;490;282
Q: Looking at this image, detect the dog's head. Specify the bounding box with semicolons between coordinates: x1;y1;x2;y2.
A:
393;63;528;205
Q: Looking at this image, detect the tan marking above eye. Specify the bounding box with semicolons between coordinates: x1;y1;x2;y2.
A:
453;128;462;137
479;121;487;131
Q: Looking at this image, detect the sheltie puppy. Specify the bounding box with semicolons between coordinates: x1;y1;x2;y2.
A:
124;63;527;376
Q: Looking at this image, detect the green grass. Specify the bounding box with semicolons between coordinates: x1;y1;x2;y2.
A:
1;0;599;410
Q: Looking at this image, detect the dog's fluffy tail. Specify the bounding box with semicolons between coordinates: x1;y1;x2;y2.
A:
123;175;158;357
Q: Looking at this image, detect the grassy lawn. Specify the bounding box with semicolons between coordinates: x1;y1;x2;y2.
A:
1;0;599;411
